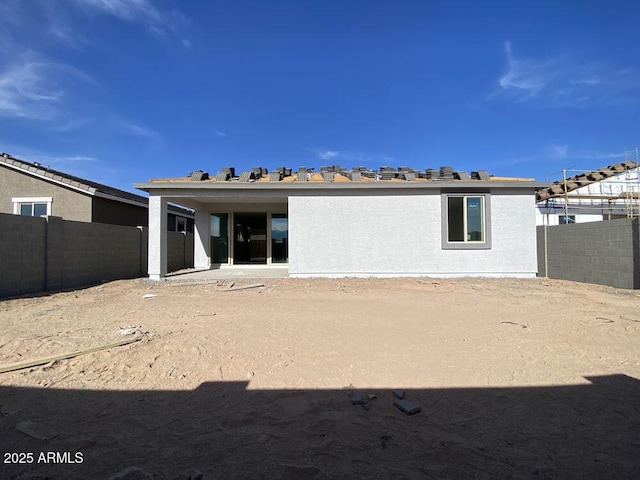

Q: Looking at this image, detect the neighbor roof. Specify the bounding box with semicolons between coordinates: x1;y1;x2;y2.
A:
1;153;193;216
536;160;638;202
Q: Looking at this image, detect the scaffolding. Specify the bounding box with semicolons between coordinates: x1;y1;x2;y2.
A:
537;148;640;224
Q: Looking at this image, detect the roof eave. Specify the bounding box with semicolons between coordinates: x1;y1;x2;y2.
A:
134;180;550;192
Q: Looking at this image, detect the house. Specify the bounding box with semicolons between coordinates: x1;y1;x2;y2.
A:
536;160;639;226
0;153;194;231
134;165;547;279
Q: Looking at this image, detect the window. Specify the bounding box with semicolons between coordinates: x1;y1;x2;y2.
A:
12;197;52;217
441;193;491;250
176;216;188;232
210;213;229;264
271;214;288;264
559;215;575;224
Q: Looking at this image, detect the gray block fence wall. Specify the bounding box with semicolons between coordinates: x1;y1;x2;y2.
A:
0;214;47;296
537;218;640;289
0;213;194;298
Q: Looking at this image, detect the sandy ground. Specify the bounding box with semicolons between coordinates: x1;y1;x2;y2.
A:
0;277;639;479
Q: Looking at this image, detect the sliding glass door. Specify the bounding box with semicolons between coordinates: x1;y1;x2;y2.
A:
210;212;288;265
271;214;288;263
234;213;267;264
210;213;229;264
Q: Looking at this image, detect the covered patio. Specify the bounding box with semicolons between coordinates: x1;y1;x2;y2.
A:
134;182;292;280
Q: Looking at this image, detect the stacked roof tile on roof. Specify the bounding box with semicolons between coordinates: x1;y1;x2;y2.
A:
167;165;533;184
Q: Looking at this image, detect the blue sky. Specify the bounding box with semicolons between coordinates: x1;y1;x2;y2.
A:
1;0;639;193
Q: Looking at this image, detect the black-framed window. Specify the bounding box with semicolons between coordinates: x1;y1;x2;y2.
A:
441;193;492;250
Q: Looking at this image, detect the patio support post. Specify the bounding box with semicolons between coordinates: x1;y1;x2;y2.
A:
148;195;167;280
194;209;210;269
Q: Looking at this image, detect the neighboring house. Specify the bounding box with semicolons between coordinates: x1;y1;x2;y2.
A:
536;160;639;226
134;165;547;279
0;153;194;231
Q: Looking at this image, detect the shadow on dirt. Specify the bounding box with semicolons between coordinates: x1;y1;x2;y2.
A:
1;374;639;479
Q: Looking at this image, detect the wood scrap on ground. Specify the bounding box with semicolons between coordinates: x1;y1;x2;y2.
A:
0;335;142;374
222;283;265;292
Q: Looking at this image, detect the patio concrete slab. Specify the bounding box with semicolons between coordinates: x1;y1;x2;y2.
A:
165;267;289;281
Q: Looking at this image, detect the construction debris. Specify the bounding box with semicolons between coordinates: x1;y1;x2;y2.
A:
393;389;405;399
393;399;421;415
223;283;265;292
108;467;154;480
0;335;142;374
119;325;140;336
500;321;528;329
15;420;59;440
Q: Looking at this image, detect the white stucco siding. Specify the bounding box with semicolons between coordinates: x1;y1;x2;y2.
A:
288;193;537;277
289;194;439;276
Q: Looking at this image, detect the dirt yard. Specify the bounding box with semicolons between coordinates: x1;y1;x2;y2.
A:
0;277;639;479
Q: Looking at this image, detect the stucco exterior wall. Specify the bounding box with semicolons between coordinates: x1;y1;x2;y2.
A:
0;165;92;221
288;192;537;277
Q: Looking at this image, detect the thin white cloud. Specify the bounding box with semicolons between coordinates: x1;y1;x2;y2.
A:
69;0;191;45
494;145;628;169
0;52;96;120
569;78;600;86
498;42;556;98
0;60;63;119
579;151;627;161
547;144;568;159
215;131;227;137
70;0;162;24
47;21;89;50
493;42;639;108
0;0;191;50
305;147;394;165
318;150;339;160
49;117;93;132
60;155;98;162
112;117;162;143
120;121;159;139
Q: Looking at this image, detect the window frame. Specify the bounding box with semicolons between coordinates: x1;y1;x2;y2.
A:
269;213;289;264
175;216;188;232
441;192;492;250
12;197;53;217
559;215;576;224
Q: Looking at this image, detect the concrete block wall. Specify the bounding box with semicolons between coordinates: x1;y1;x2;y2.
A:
0;213;47;297
185;233;194;268
168;231;194;273
0;213;194;298
537;218;640;289
59;220;143;289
